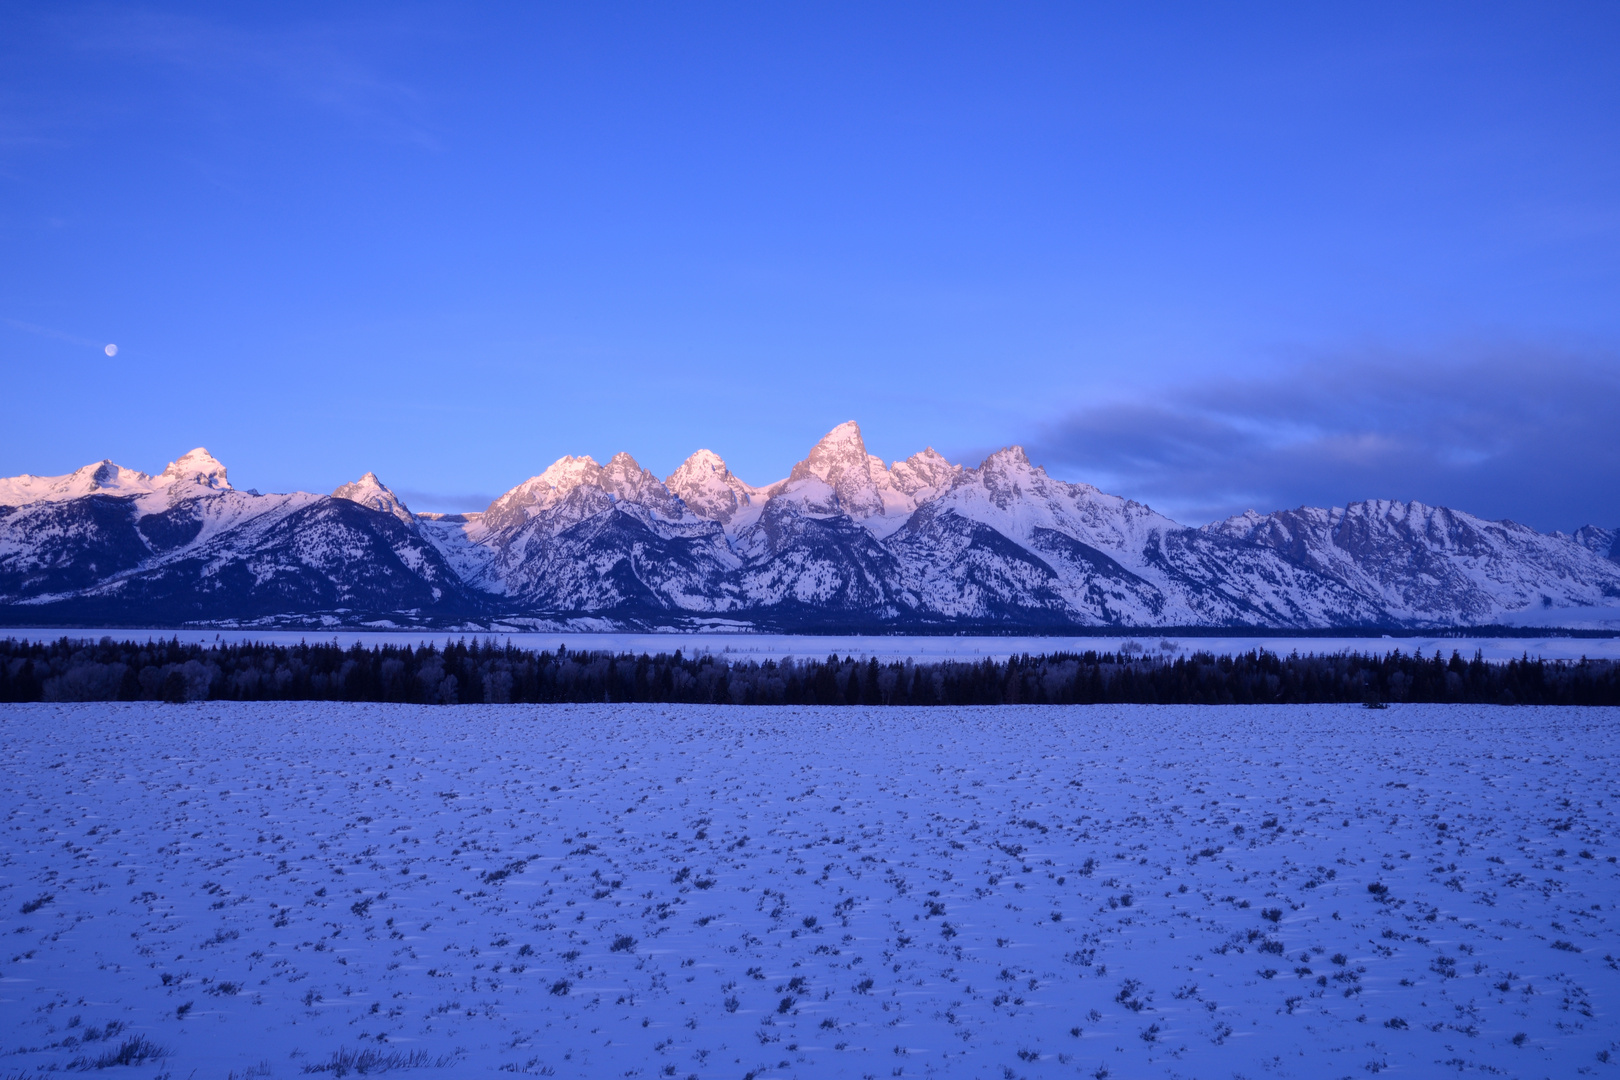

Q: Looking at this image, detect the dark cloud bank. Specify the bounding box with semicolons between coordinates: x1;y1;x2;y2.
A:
1025;352;1620;535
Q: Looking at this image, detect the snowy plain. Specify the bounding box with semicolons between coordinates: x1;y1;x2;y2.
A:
3;629;1617;663
2;701;1618;1079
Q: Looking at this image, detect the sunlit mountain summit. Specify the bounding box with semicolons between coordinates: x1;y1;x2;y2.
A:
1;424;1616;630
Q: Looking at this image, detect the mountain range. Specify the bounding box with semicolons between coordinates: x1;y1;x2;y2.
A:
1;423;1616;631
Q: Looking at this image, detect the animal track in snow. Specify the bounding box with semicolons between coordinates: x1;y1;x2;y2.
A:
1;701;1616;1077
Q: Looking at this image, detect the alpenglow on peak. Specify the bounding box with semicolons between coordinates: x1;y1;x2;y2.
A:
3;422;1617;631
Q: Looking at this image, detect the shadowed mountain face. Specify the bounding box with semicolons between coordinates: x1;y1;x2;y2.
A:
0;458;475;627
2;427;1617;630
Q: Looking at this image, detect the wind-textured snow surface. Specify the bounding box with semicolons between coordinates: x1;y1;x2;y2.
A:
2;702;1618;1078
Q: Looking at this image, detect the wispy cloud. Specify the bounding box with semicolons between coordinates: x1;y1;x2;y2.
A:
54;6;442;150
1023;348;1620;533
394;489;497;515
4;317;103;349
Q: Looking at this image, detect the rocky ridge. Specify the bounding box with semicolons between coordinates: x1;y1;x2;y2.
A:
2;425;1616;630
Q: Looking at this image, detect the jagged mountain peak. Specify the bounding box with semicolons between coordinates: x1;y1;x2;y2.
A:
80;460;123;485
979;445;1034;472
666;449;756;527
484;455;604;521
970;445;1051;507
159;447;230;489
1208;498;1537;544
768;424;973;536
482;460;592;532
65;458;151;492
535;454;604;491
888;448;961;495
332;472;415;527
666;449;734;492
7;424;1620;630
778;421;907;526
820;419;865;447
674;448;729;473
1206;509;1270;538
1;459;136;506
1195;496;1620;622
600;452;682;515
482;451;685;533
968;444;1142;511
601;451;652;490
0;449;233;508
789;421;871;487
1574;525;1619;562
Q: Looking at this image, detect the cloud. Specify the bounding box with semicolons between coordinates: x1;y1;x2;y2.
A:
393;489;496;515
1024;349;1620;533
3;318;102;349
59;8;441;150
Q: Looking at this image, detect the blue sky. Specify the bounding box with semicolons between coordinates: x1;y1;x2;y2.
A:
3;2;1617;530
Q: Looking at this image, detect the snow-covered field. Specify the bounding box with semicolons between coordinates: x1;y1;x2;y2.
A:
5;628;1618;663
2;702;1617;1079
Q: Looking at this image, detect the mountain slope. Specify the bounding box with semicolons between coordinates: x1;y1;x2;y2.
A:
1;430;1615;630
0;453;478;625
1206;502;1620;624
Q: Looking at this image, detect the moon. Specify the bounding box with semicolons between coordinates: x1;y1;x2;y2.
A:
104;344;117;357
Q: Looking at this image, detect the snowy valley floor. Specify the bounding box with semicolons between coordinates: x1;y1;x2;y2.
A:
1;704;1618;1079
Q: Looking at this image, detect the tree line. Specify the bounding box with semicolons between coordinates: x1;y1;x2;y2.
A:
1;636;1616;706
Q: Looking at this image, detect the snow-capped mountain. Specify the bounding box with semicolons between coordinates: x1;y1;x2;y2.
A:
2;427;1616;630
1204;502;1620;625
1575;525;1618;563
0;447;231;508
0;451;472;626
665;450;761;529
332;472;417;528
